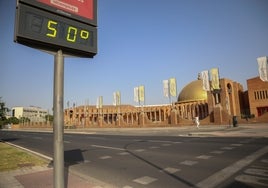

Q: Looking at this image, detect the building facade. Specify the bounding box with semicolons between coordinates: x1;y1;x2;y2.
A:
12;106;48;123
247;77;268;117
64;78;245;127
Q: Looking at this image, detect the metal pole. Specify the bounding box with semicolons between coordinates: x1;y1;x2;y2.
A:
53;50;64;188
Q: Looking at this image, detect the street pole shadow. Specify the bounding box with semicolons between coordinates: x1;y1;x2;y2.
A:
48;149;85;188
64;149;86;188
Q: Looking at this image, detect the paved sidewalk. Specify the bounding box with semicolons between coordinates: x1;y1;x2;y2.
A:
189;123;268;137
0;165;103;188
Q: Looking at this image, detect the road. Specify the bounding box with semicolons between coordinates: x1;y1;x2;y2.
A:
0;130;268;188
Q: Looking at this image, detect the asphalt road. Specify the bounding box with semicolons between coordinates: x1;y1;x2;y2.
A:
1;130;268;188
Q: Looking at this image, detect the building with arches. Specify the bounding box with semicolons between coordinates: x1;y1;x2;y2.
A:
63;77;247;127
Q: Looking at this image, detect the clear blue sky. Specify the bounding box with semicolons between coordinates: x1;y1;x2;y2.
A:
1;0;268;111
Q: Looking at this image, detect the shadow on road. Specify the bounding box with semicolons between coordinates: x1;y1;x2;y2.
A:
124;140;197;187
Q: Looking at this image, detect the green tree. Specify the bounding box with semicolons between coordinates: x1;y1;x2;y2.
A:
7;117;19;124
45;114;53;122
0;97;9;127
19;117;30;124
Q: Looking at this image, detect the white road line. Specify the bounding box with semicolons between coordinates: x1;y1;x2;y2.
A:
123;186;133;188
134;149;145;152
180;160;198;166
118;152;129;155
162;143;171;146
163;167;181;174
148;140;182;144
91;144;125;151
196;155;212;159
210;150;225;154
133;176;157;185
221;146;234;150
230;143;243;147
149;146;160;149
244;168;268;177
235;174;268;187
99;156;112;160
196;145;268;188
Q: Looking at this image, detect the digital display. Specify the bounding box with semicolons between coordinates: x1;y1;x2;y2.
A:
19;0;97;26
15;3;97;57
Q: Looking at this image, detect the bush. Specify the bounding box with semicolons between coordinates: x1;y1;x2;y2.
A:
7;117;20;124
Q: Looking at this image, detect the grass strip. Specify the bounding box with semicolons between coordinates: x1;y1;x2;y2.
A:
0;142;48;172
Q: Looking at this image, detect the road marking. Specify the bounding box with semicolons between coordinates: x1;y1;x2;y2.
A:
221;146;234;150
133;176;157;185
163;167;181;174
231;143;243;147
99;156;112;160
134;149;145;152
251;164;268;170
149;146;160;149
162;143;171;146
148;140;182;144
180;160;198;166
196;155;212;159
210;150;225;154
235;174;268;187
91;144;125;151
196;145;268;188
118;152;130;155
239;139;254;144
244;168;268;177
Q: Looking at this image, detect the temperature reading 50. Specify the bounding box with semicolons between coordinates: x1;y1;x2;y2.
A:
46;20;90;43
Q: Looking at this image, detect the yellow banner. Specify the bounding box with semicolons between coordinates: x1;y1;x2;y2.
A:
210;68;220;90
169;78;177;97
139;85;145;102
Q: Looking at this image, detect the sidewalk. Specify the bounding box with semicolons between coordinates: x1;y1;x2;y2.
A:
0;165;104;188
189;123;268;137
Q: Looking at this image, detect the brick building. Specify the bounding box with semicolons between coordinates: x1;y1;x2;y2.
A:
247;77;268;117
64;78;246;127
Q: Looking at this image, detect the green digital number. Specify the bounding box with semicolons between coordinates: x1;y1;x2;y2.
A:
67;26;78;42
46;20;57;37
80;30;89;40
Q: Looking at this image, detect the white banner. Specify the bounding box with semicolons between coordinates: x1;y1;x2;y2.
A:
134;87;139;103
113;91;121;106
163;80;169;98
113;92;117;106
200;70;210;91
257;56;268;81
96;96;103;109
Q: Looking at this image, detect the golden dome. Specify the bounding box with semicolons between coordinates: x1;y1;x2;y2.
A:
177;80;207;103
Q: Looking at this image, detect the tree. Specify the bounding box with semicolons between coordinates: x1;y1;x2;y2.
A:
0;97;9;127
45;114;53;122
7;117;19;124
19;117;30;124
